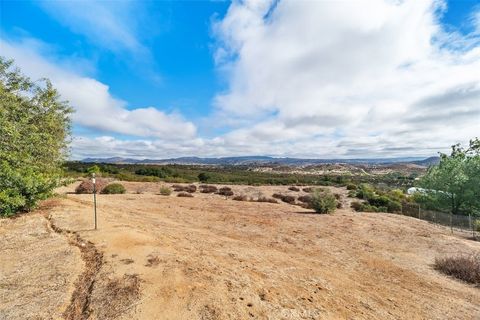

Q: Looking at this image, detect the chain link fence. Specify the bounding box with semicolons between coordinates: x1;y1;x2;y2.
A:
401;202;479;239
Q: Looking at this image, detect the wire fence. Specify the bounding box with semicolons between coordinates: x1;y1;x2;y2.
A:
400;202;479;239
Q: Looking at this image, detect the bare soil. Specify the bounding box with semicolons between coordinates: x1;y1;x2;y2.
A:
1;182;479;319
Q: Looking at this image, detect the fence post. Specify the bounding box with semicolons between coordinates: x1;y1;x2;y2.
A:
469;214;473;238
450;212;453;234
418;204;420;219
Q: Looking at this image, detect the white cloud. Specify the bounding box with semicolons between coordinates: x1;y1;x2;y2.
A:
212;0;480;156
1;38;196;140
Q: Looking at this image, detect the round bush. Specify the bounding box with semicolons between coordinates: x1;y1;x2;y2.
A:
101;183;126;194
311;189;337;214
75;179;108;194
159;186;172;196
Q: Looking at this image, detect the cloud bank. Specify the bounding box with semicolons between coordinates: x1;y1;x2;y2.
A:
2;0;479;159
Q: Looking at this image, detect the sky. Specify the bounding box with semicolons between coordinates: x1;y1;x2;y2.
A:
1;0;479;160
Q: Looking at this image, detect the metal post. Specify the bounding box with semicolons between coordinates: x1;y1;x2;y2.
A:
92;173;97;230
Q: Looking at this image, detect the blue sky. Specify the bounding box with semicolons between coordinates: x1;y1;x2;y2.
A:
1;0;479;159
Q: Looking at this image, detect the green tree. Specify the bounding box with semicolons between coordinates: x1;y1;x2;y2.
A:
418;138;480;216
198;172;210;182
0;57;72;216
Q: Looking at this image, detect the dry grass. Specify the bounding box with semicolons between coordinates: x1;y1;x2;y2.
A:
255;196;278;204
91;274;141;320
232;195;248;201
288;186;300;192
434;255;480;286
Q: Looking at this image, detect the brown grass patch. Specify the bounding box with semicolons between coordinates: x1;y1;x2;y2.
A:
91;274;141;319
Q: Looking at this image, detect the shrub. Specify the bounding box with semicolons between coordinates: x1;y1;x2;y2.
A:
346;183;357;190
334;193;341;200
177;192;193;198
280;195;296;204
347;190;357;198
256;197;278;203
336;202;343;209
233;195;248;201
199;185;218;193
297;195;312;203
159;186;172;196
101;183;126;194
288;186;300;192
351;201;363;211
272;193;283;199
434;255;480;285
302;187;313;193
218;187;234;196
311;189;337;214
75;179;108;194
172;184;196;193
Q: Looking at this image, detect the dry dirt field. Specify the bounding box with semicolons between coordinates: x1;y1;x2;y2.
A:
1;181;479;320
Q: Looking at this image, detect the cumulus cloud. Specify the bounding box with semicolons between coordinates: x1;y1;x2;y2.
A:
1;38;196;139
212;0;480;157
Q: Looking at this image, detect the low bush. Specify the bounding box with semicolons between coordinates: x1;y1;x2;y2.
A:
346;183;357;190
351;201;363;211
311;189;337;214
177;192;193;198
233;195;248;201
75;179;108;194
288;186;300;192
101;183;126;194
199;185;218;193
272;193;284;199
218;187;234;197
334;193;341;200
297;195;312;203
256;197;278;203
159;186;172;196
172;184;197;193
302;187;313;193
280;195;296;204
434;255;480;285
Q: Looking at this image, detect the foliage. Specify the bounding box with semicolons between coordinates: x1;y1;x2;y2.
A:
346;183;357;190
87;165;101;175
159;186;172;196
135;167;172;178
198;172;211;182
434;255;480;285
418;138;480;216
310;189;337;214
101;183;126;194
0;58;72;216
350;184;402;213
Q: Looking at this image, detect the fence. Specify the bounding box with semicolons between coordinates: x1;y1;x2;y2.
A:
401;202;479;239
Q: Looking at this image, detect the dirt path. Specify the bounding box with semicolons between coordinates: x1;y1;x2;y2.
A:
44;182;479;319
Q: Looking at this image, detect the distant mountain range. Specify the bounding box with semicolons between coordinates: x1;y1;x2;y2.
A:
80;155;440;167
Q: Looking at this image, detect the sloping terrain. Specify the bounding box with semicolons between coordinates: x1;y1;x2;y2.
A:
1;182;479;319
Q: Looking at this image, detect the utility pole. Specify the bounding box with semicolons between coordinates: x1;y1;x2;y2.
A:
92;173;97;230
